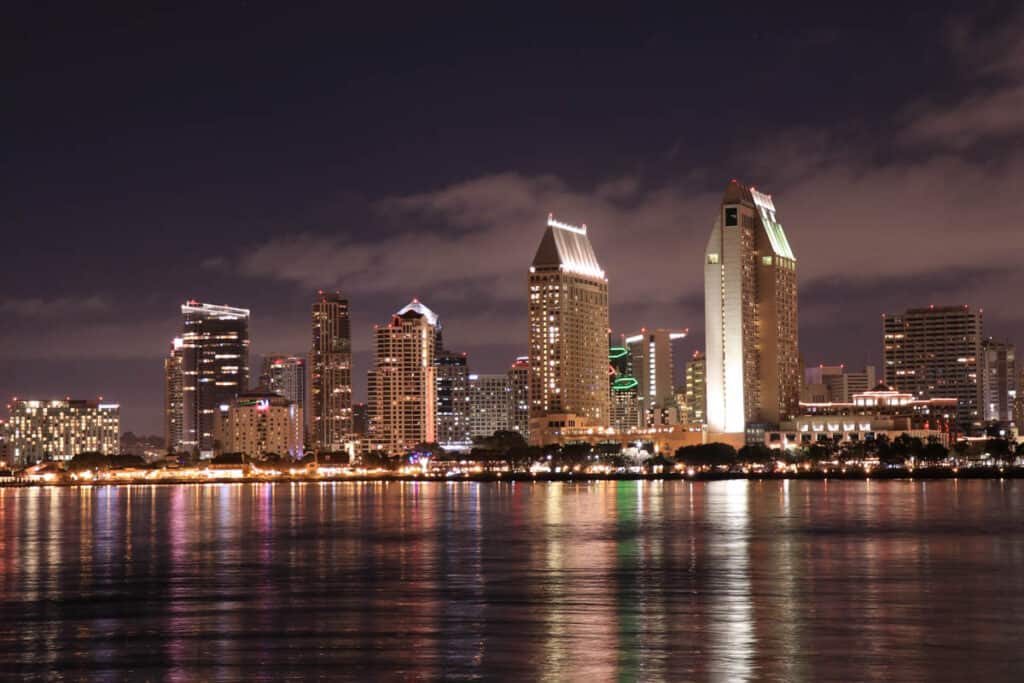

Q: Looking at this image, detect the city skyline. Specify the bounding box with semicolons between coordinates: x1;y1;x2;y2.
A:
5;6;1024;435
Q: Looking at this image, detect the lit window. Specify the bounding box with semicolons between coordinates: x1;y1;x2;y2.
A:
707;253;720;264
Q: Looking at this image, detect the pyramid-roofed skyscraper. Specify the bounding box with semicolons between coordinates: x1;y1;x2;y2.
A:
527;214;610;443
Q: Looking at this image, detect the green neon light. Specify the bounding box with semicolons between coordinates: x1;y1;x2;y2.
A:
612;377;638;391
609;347;628;359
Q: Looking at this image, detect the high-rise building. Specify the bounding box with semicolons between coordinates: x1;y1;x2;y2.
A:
367;299;438;454
261;354;307;426
6;399;120;465
802;365;877;404
469;374;511;439
685;350;707;425
435;350;471;448
181;301;250;456
704;180;799;433
164;337;184;452
981;339;1016;423
609;341;641;431
883;305;983;429
311;291;352;452
624;328;687;426
214;392;303;459
507;357;530;439
528;214;610;443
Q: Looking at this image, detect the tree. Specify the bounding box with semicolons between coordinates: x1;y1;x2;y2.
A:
109;453;146;468
737;444;774;465
67;451;109;471
674;443;736;468
986;438;1013;464
920;441;949;466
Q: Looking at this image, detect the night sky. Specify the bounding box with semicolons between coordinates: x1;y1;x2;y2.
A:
4;3;1023;435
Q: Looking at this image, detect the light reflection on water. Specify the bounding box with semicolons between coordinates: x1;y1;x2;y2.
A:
1;480;1024;681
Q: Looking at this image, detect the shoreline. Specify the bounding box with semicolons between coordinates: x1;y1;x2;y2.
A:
3;467;1023;487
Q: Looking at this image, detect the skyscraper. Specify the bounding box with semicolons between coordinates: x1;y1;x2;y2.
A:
435;350;471;448
164;337;184;452
609;341;641;432
367;299;438;454
624;328;687;426
261;354;307;426
468;374;511;439
981;338;1015;423
528;214;610;443
704;180;799;433
181;301;250;456
685;350;706;425
883;305;982;429
311;290;352;452
507;356;530;439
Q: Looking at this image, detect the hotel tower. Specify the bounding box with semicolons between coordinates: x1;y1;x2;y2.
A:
528;214;610;442
704;180;799;433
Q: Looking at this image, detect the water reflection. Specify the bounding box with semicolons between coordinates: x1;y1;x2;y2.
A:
1;481;1024;680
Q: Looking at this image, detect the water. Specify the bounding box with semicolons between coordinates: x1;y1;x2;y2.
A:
1;480;1023;681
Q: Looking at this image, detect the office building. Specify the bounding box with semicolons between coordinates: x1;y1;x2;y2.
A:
981;339;1016;423
704;180;799;433
181;301;250;456
883;305;983;429
214;392;303;459
802;365;877;404
685;350;707;424
624;328;687;426
367;299;438;454
435;350;471;448
311;290;353;452
6;399;120;465
469;374;511;439
507;357;530;439
164;337;184;452
528;214;610;443
261;354;307;423
609;342;641;431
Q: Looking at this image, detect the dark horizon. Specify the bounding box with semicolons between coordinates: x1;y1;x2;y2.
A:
4;3;1024;434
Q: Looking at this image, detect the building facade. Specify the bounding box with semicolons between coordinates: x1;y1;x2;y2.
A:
507;356;530;440
261;354;307;426
367;300;438;454
625;328;687;426
609;342;642;432
215;392;303;459
6;399;120;465
704;180;799;433
469;374;511;439
435;350;471;448
164;337;184;452
528;214;610;443
311;290;353;452
883;305;983;429
981;339;1016;423
181;301;250;457
685;350;707;425
802;365;877;404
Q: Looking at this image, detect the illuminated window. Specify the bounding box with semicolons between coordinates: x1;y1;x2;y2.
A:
762;255;772;265
707;253;720;264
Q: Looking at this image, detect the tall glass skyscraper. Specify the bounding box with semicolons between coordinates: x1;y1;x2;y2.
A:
164;336;184;451
704;180;799;433
311;290;352;452
435;350;471;448
180;301;250;456
528;214;610;443
261;354;307;432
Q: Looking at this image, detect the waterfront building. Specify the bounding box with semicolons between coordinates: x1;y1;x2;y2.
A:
528;214;610;443
214;392;302;459
802;364;877;404
180;301;250;457
261;354;307;426
685;350;707;424
367;299;438;454
625;328;687;426
435;350;471;448
469;374;511;439
883;305;983;429
609;342;641;431
981;339;1016;423
310;290;353;452
6;399;120;465
164;337;184;452
352;403;368;437
704;180;800;433
507;357;530;439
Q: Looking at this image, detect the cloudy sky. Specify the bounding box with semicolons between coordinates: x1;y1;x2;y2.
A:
4;3;1023;434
